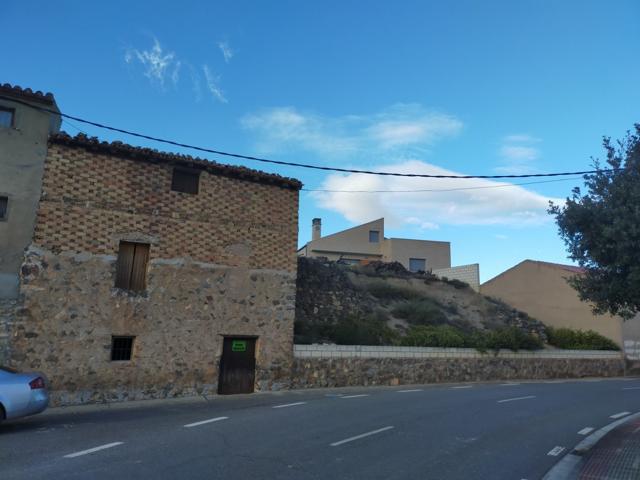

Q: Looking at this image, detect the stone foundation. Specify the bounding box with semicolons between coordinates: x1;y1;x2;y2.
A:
10;248;296;406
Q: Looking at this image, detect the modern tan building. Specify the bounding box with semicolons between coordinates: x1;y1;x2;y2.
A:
481;260;625;346
298;218;480;290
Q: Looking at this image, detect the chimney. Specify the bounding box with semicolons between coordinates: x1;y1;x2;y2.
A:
312;218;322;241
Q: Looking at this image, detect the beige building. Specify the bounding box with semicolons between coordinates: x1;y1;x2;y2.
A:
481;260;626;346
298;218;480;290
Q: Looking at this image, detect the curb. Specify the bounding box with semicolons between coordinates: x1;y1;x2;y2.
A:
542;411;640;480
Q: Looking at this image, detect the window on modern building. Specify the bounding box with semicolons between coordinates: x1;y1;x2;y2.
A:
340;258;361;265
171;168;200;194
0;107;15;128
369;230;380;243
409;258;426;272
111;336;135;361
0;196;8;220
115;241;150;292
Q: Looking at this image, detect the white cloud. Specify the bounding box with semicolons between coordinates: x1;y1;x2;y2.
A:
218;41;234;63
125;38;180;87
496;134;541;174
202;65;227;103
242;104;462;157
312;160;562;228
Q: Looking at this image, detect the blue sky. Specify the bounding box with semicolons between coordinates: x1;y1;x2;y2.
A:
3;1;639;281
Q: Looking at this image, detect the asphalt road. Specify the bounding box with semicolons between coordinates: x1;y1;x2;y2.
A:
2;378;639;480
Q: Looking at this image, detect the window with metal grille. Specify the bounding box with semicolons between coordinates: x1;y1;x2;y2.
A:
0;107;14;128
171;168;200;194
111;336;134;361
115;241;150;292
0;196;7;221
369;230;380;243
409;258;426;272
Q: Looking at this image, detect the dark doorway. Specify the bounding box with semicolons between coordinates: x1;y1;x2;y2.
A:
218;337;257;394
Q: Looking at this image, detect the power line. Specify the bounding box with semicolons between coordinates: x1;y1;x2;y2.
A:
301;176;585;193
1;93;619;180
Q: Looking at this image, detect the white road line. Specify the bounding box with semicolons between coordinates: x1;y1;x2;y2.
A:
623;387;640;390
397;389;423;393
547;446;566;456
272;402;307;409
578;427;594;435
341;394;369;399
184;416;229;428
64;442;123;459
610;411;631;419
452;385;472;389
497;395;536;403
330;426;395;447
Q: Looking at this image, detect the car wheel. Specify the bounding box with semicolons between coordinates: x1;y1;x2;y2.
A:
0;403;5;423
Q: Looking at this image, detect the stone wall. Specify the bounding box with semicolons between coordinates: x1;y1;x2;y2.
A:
291;345;624;388
8;138;300;405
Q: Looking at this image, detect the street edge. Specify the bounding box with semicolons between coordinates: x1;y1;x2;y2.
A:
542;411;640;480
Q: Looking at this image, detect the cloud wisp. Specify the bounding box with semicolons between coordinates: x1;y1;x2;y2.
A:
242;104;463;158
496;134;541;174
125;38;180;88
202;65;228;103
218;41;234;63
311;160;562;229
125;36;231;104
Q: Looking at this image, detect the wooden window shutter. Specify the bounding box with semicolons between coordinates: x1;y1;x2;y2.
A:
130;243;150;292
115;242;136;290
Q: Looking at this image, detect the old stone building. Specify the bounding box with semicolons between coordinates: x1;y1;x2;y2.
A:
0;84;301;405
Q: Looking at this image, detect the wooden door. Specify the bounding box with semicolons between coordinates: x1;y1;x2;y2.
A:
218;337;256;395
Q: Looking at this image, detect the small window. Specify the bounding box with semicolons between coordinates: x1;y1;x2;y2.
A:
171;168;200;194
0;107;14;128
0;196;7;220
369;230;380;243
111;336;135;361
409;258;426;272
115;241;150;292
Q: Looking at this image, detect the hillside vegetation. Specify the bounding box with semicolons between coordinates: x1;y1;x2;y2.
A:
295;258;618;351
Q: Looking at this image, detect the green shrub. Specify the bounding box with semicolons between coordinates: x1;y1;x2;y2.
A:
445;278;470;290
331;311;399;346
400;325;467;348
391;298;448;326
401;325;543;351
546;327;620;350
364;280;422;302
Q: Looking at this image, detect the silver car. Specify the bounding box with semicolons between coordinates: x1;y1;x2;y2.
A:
0;366;49;422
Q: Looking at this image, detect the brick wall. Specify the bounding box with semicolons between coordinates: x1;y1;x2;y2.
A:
35;143;299;271
9;140;300;405
433;263;480;291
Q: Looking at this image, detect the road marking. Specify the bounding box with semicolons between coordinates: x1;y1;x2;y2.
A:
451;385;472;389
184;416;229;428
341;394;369;399
397;389;423;393
610;411;631;419
330;426;395;447
578;427;594;435
64;442;123;459
497;395;536;403
547;446;566;456
500;383;520;386
273;402;307;409
623;387;640;390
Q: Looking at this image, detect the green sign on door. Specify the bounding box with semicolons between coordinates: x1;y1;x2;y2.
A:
232;340;247;352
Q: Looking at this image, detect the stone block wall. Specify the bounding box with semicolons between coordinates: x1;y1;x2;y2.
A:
433;263;480;291
8;138;300;405
291;345;624;388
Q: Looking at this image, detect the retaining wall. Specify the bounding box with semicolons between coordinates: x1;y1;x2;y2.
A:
291;345;624;388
